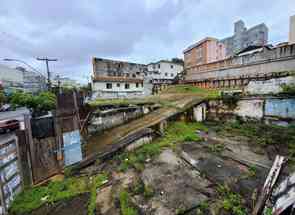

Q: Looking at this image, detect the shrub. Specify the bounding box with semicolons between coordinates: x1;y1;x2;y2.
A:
221;94;240;109
9;91;56;111
281;83;295;95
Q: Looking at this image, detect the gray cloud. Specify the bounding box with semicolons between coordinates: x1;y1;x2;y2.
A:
0;0;294;82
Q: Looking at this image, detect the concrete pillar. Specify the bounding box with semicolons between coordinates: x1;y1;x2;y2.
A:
193;103;207;122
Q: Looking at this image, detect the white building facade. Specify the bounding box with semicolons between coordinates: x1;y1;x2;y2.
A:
92;77;144;99
0;64;24;90
146;60;183;84
91;58;146;99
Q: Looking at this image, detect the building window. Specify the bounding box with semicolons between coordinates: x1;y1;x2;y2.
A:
165;73;168;77
117;83;120;87
136;83;139;88
170;65;174;69
126;73;130;77
106;83;112;89
158;64;160;69
170;73;173;77
125;83;130;89
132;74;136;78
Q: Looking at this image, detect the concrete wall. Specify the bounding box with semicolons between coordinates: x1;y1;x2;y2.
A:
92;57;146;78
245;76;295;95
265;99;295;119
89;107;145;133
208;97;295;125
185;43;295;81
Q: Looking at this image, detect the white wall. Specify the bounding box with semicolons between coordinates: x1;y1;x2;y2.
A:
147;61;183;80
93;81;143;92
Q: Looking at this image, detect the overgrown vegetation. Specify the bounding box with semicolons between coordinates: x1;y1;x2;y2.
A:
89;85;219;107
88;174;109;215
9;174;108;215
208;143;225;154
119;190;138;215
221;93;240;109
9;91;56;111
211;120;295;163
196;201;210;215
162;85;220;99
118;122;207;172
130;180;154;199
281;83;295;95
217;184;247;215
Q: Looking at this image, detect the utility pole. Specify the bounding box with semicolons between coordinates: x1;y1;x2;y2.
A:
36;57;58;90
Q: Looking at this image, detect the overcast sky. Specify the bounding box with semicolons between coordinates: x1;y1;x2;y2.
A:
1;0;295;83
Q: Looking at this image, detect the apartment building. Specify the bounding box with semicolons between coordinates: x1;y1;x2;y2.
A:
183;37;226;69
220;20;268;56
91;58;147;99
146;60;183;84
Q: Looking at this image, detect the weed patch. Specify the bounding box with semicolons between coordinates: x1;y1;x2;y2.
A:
119;190;138;215
118;122;207;172
217;184;247;215
9;174;108;215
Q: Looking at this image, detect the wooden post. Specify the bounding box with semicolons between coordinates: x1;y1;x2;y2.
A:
24;114;36;183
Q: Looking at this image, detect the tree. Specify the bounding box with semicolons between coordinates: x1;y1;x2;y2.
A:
9;91;56;111
171;58;184;65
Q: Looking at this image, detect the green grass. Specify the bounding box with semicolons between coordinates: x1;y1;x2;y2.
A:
215;120;295;148
118;121;207;172
87;174;109;215
88;98;154;107
217;184;247;215
9;174;108;215
89;85;220;107
119;190;138;215
161;85;220;99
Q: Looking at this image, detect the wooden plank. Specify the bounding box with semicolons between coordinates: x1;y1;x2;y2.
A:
24;114;36;182
252;155;286;215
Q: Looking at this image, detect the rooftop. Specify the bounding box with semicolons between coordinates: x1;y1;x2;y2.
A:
183;37;219;54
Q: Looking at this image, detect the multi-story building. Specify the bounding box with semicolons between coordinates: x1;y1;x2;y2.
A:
52;75;81;89
220;20;268;56
15;67;47;93
146;60;183;84
290;15;295;44
0;64;24;91
183;37;226;69
92;58;147;99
